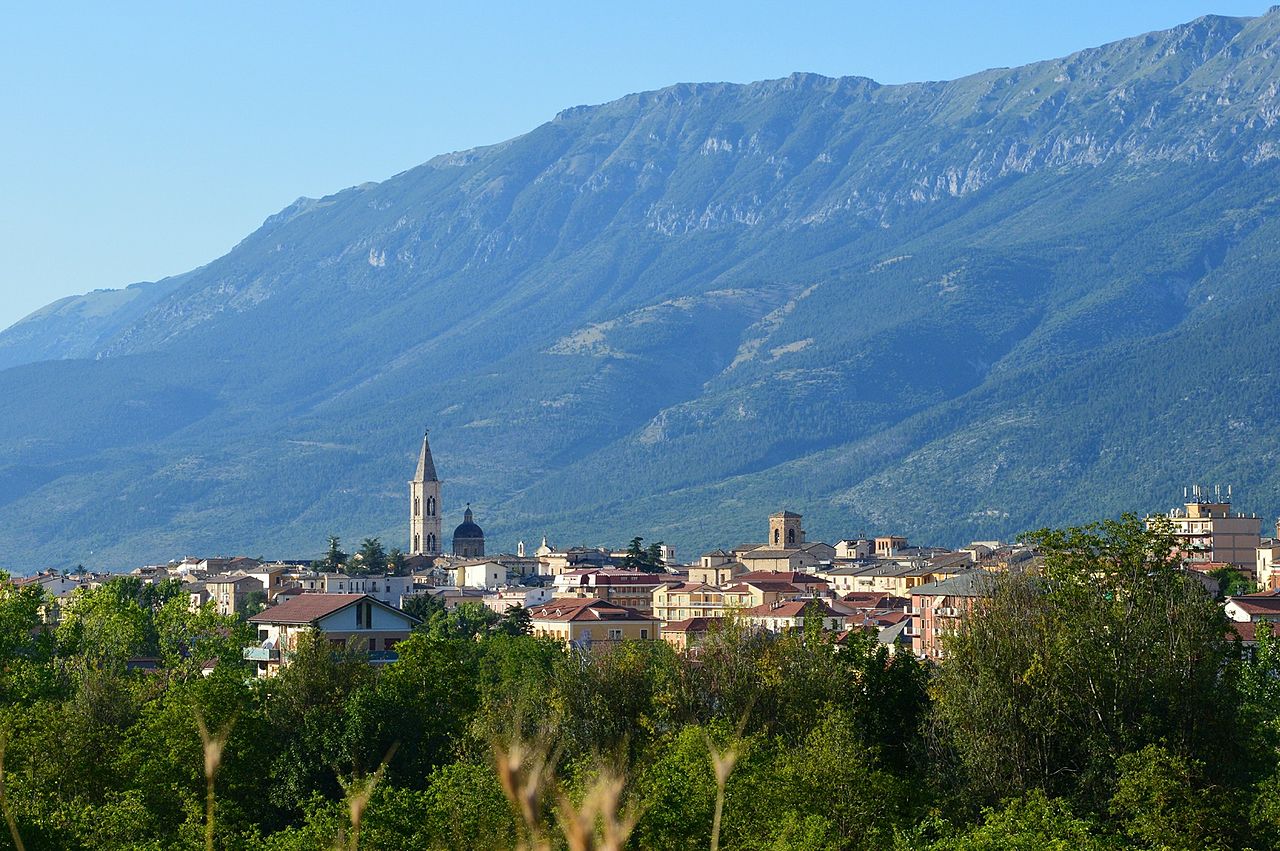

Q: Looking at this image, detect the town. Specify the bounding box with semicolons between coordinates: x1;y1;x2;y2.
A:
14;434;1276;675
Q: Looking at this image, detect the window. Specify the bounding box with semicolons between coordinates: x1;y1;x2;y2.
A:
356;601;373;629
413;496;420;517
258;629;269;641
608;629;623;640
640;629;648;639
787;529;796;544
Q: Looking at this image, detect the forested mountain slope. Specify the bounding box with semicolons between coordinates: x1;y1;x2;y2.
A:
4;11;1280;569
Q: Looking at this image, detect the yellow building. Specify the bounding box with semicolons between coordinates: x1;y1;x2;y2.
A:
652;581;725;623
527;597;659;647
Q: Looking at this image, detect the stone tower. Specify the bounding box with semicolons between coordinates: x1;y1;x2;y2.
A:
409;431;442;555
769;511;804;549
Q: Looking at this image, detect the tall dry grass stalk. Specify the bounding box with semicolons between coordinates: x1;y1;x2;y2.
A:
334;743;399;851
0;731;25;851
493;738;555;851
554;768;638;851
493;736;638;851
194;709;233;851
707;705;753;851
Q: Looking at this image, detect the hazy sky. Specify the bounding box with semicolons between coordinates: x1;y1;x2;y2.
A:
0;1;1270;331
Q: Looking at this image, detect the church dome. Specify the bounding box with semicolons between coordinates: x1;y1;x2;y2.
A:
453;507;483;540
452;506;485;558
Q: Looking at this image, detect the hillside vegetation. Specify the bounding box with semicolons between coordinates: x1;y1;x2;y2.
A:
4;12;1280;567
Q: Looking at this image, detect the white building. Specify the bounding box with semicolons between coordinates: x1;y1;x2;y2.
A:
245;593;420;677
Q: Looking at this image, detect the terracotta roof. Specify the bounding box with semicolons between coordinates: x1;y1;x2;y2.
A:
661;617;716;633
248;593;418;625
1230;591;1280;604
841;592;907;609
1230;599;1280;616
528;597;654;623
1231;621;1271;642
742;599;844;619
737;571;828;585
661;582;719;593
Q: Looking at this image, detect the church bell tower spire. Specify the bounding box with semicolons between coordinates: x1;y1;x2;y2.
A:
409;429;442;555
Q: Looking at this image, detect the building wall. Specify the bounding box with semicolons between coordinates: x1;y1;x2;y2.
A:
910;593;976;660
410;478;442;555
1260;544;1280;590
530;619;658;645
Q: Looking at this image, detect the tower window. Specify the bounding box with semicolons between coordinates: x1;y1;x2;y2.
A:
774;529;780;545
413;533;420;552
427;496;436;516
787;529;796;544
414;496;420;517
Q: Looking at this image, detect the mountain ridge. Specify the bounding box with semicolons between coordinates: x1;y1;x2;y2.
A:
4;10;1280;570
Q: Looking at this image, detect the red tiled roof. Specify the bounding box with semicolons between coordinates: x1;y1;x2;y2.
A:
248;593;392;625
661;617;716;633
1232;621;1269;642
661;582;719;593
742;599;843;619
840;592;909;609
1228;594;1280;615
528;597;655;623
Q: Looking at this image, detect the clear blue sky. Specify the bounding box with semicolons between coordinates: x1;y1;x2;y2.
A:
0;1;1270;330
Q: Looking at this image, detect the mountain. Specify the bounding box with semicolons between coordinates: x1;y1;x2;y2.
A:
5;11;1280;571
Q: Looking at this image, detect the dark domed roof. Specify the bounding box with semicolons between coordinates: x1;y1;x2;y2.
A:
453;506;484;540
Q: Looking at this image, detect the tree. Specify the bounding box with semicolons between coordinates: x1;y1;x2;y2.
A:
401;593;445;624
498;604;532;637
622;536;665;573
920;790;1112;851
321;536;347;572
387;548;407;576
356;538;387;575
933;515;1238;809
1110;745;1227;850
426;602;499;642
1209;566;1253;600
261;629;376;811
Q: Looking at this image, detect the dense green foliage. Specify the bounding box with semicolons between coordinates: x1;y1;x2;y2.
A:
6;13;1280;569
0;517;1278;849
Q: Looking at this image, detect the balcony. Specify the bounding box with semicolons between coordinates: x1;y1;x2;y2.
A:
244;646;279;662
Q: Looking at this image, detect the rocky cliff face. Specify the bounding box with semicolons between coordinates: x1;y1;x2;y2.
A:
4;11;1280;569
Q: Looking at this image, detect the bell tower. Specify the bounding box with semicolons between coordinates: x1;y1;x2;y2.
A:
409;430;442;555
768;511;804;549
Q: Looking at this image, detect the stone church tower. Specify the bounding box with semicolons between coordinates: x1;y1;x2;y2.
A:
409;431;442;555
769;510;805;549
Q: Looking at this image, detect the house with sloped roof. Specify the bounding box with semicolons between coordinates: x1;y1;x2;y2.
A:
1225;590;1280;624
660;617;717;650
740;598;847;633
245;593;420;677
527;596;659;648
